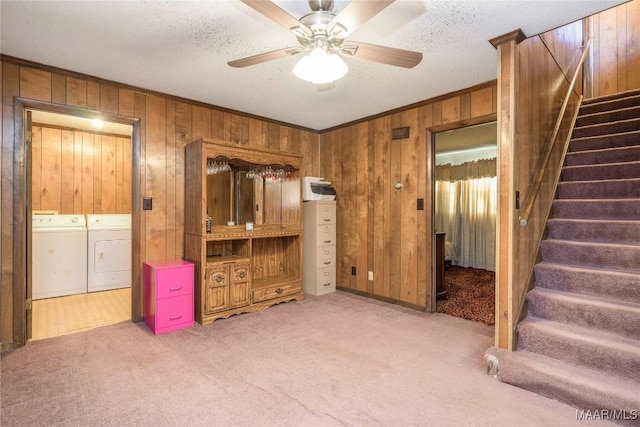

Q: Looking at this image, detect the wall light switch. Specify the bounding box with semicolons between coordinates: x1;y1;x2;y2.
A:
368;271;374;281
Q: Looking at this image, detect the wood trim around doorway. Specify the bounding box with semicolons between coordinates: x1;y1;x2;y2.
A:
426;113;497;314
12;98;141;347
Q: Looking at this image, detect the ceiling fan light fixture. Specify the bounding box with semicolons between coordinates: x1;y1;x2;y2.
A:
293;47;348;84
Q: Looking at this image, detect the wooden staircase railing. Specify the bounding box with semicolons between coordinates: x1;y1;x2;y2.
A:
518;38;592;227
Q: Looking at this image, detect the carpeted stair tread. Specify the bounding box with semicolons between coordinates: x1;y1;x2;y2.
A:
557;178;640;199
552;198;640;220
575;104;640;127
565;144;640;166
579;94;640;115
517;317;640;383
569;129;640;152
535;262;640;304
541;239;640;273
485;347;640;422
581;88;640;106
527;287;640;340
546;218;640;244
561;161;640;181
572;117;640;138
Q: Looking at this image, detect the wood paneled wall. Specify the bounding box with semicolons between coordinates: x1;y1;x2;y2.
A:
589;0;640;97
1;59;319;350
31;125;132;215
319;83;497;310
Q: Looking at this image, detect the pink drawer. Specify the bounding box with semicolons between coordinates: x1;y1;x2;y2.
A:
156;266;193;299
154;294;194;333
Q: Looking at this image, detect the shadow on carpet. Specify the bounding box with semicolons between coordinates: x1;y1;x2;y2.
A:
436;265;495;325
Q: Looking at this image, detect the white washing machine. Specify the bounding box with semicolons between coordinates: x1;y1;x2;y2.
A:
87;214;132;292
32;214;88;300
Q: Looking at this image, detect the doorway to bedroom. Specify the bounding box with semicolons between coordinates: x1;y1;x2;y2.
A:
433;121;497;326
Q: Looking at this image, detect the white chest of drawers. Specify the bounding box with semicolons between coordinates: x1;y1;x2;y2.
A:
303;201;336;296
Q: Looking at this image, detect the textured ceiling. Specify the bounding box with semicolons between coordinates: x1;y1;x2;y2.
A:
0;0;625;131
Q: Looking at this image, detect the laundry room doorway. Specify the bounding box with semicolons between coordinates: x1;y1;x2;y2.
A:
17;101;141;342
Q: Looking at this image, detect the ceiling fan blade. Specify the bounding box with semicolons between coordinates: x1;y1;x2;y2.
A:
327;1;394;38
228;47;302;68
240;0;312;37
344;41;422;69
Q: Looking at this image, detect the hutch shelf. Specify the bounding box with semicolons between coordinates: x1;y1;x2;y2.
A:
184;138;304;325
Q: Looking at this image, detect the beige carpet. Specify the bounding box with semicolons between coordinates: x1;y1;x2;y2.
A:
31;288;130;340
2;291;614;427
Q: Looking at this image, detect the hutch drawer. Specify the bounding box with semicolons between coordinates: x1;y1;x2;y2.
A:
253;281;302;303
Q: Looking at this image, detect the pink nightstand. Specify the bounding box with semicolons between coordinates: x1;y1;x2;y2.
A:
144;259;194;334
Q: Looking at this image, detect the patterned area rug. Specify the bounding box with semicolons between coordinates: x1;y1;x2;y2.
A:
436;265;495;325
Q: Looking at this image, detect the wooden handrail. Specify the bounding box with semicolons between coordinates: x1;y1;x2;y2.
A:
518;38;592;227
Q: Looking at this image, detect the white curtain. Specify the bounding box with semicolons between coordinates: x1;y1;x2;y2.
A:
435;159;496;271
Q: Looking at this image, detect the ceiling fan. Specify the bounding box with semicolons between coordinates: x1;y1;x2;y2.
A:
228;0;423;84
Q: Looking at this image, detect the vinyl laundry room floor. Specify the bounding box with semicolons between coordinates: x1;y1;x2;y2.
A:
31;288;130;341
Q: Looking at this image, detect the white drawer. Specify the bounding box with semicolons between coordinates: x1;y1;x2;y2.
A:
315;203;336;225
317;245;336;267
316;224;336;246
316;266;336;289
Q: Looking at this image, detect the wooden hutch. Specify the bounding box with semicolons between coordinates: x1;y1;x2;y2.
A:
184;138;303;325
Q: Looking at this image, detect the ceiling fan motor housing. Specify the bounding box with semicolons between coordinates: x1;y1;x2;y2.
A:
297;1;344;50
298;12;335;42
309;0;334;12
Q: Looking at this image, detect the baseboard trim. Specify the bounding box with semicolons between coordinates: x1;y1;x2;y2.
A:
336;286;427;312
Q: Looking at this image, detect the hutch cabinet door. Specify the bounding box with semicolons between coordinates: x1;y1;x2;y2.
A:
205;266;229;314
230;262;251;308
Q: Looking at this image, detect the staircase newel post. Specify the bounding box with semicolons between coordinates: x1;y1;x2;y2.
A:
490;29;526;351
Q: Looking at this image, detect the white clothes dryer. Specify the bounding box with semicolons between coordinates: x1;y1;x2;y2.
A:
87;214;132;292
32;214;88;300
